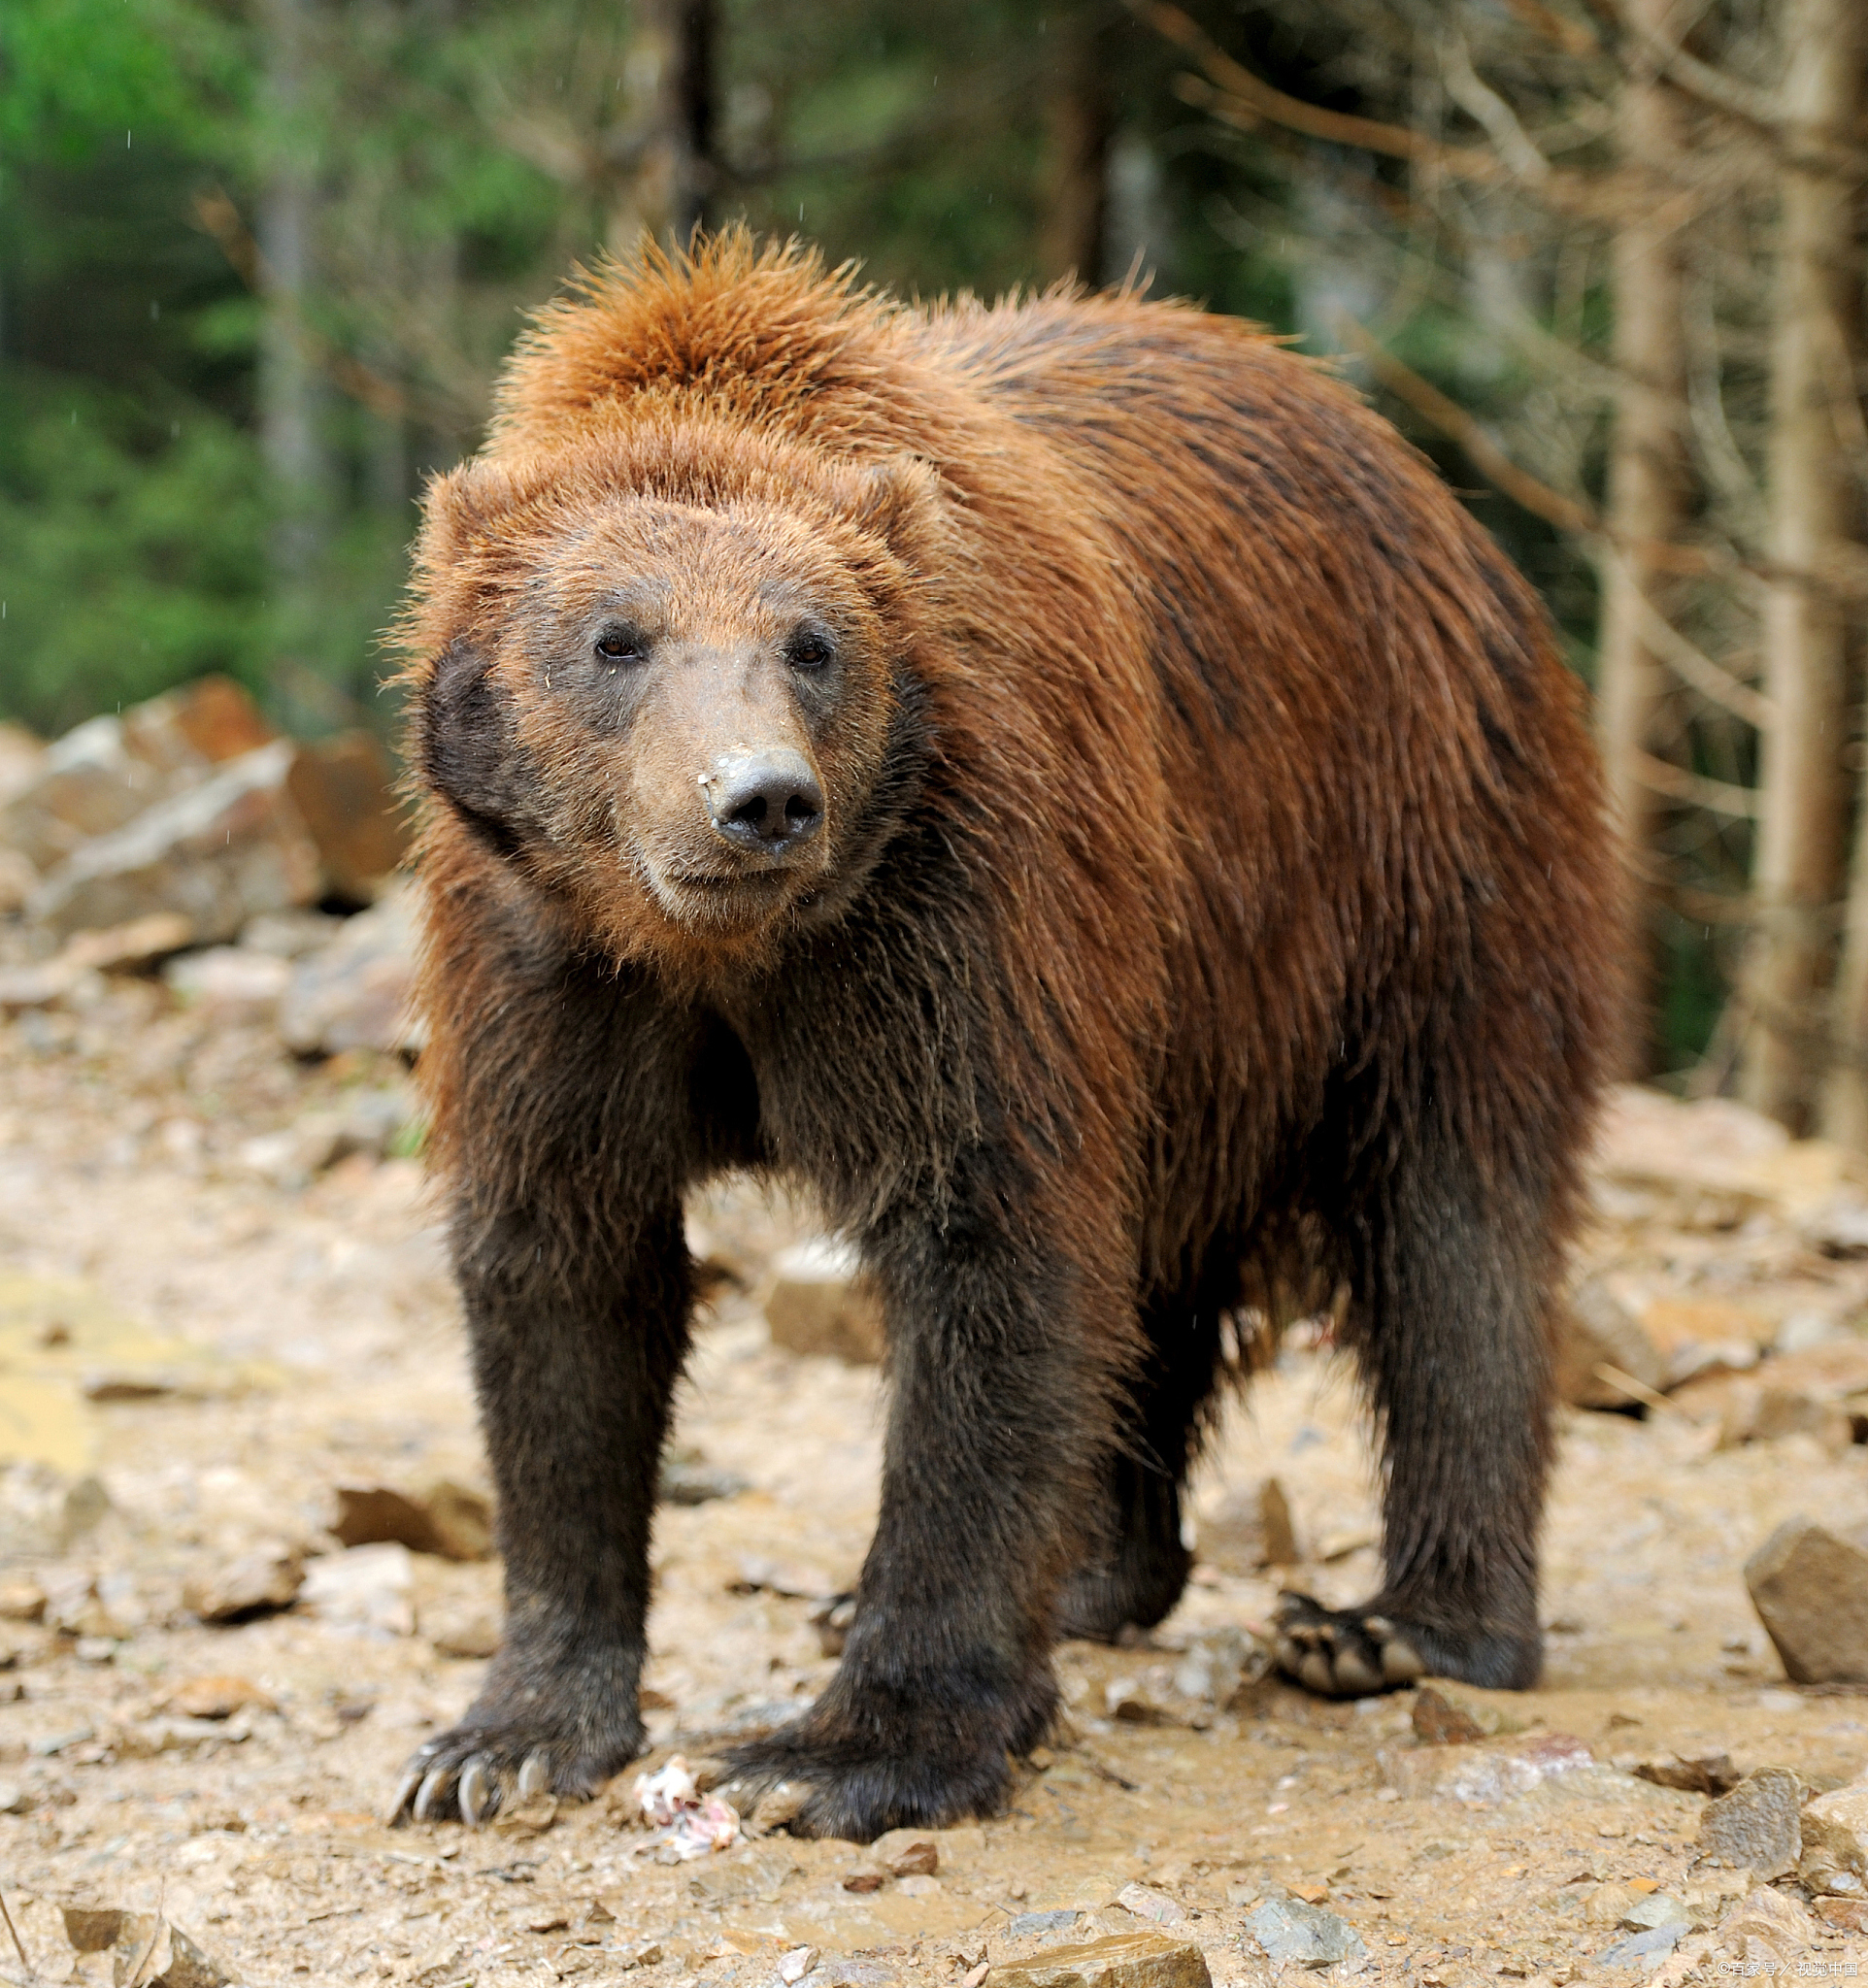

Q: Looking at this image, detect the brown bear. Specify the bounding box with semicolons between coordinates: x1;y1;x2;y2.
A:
393;233;1617;1840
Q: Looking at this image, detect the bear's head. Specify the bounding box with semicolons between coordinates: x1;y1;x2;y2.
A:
409;422;949;976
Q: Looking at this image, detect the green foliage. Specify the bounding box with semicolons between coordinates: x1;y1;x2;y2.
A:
0;371;267;735
0;0;195;175
725;0;1055;299
1660;909;1734;1071
0;0;261;730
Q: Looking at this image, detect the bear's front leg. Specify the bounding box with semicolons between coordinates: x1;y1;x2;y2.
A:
726;1198;1109;1839
391;1198;690;1824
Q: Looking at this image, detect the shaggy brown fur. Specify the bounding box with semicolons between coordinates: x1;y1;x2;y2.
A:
393;233;1618;1841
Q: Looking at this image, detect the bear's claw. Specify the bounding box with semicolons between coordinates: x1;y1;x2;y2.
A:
722;1726;1017;1842
1274;1590;1544;1694
1274;1591;1425;1697
720;1662;1058;1840
389;1722;636;1827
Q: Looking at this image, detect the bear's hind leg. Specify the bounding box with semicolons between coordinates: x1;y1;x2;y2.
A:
1276;1131;1553;1697
1052;1449;1188;1642
1054;1297;1225;1642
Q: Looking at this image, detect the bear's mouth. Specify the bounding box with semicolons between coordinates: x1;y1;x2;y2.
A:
667;870;793;892
649;864;801;932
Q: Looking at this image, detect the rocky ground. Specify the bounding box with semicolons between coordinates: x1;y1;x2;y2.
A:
0;679;1866;1988
0;974;1865;1988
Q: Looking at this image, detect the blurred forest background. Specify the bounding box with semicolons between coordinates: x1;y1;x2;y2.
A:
0;0;1864;1112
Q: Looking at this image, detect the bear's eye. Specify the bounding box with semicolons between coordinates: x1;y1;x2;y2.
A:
594;627;645;665
786;631;833;672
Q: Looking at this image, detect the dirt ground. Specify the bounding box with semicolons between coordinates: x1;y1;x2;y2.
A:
1;977;1866;1988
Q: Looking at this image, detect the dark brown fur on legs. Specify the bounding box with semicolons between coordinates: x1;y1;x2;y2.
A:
1053;1283;1233;1643
1273;1111;1558;1696
390;920;707;1824
392;235;1618;1839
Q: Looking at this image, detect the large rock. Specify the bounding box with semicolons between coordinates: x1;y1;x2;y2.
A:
29;740;321;943
1171;1627;1254;1707
165;945;294;1020
2;714;172;870
299;1541;416;1637
125;674;275;765
1594;1084;1868;1226
1800;1779;1868;1894
332;1479;492;1561
0;846;36;915
989;1932;1213;1987
63;910;195;972
1673;1340;1868;1448
183;1546;304;1624
241;1087;417;1187
1555;1275;1665;1408
1718;1886;1816;1964
1248;1898;1366;1971
0;725;44;911
284;729;410;902
239;907;345;958
61;1905;235;1987
1744;1517;1868;1684
2;683;400;942
1696;1768;1804;1878
276;885;418;1055
0;721;45;802
1593;1926;1689;1970
1376;1731;1595;1806
1259;1474;1300;1565
1730;1385;1855;1454
1187;1476;1300;1574
1634;1751;1740;1796
0;911;195;1013
764;1239;885;1364
1411;1685;1484;1744
1;678;273;873
1639;1296;1775;1388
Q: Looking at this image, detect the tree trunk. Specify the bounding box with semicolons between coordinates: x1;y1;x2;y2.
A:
1792;1;1868;1142
1037;13;1112;287
606;0;716;256
1742;0;1864;1132
1595;0;1691;1072
256;0;335;695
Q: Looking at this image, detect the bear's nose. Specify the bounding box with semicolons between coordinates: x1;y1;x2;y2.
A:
703;749;824;852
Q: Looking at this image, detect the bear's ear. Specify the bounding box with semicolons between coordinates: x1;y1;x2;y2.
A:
416;638;535;859
836;453;951;575
417;456;525;572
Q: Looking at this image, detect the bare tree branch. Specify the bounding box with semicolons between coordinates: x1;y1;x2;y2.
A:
1497;0;1602;59
1633;750;1761;816
1147;7;1516;182
1598;545;1778;728
1440;32;1553;183
1331;312;1601;534
1614;5;1868;176
192;187;479;434
1151;2;1681;222
1334;314;1868;605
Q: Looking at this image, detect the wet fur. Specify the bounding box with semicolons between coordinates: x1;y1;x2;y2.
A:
396;235;1618;1839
